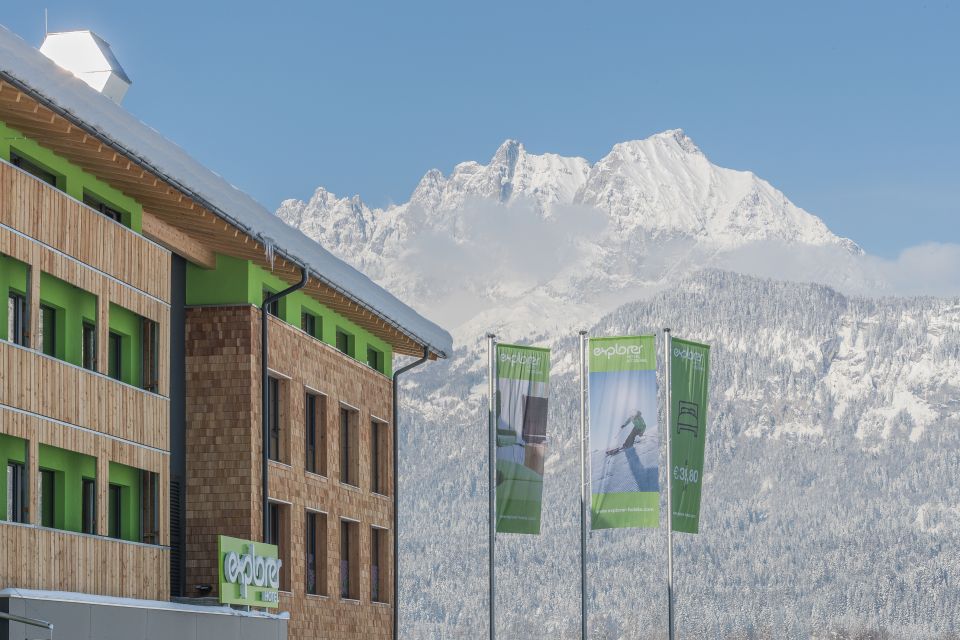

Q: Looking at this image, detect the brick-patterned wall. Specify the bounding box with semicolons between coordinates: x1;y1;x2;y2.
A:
184;305;259;591
185;305;394;639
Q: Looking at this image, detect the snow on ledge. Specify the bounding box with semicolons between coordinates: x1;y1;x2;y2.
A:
0;588;289;619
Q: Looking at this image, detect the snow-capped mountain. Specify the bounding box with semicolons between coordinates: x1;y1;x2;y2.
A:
275;131;959;637
278;130;864;336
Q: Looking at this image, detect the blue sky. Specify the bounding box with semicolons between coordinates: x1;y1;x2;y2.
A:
4;1;957;257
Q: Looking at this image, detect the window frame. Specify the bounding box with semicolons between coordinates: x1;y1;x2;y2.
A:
38;303;57;357
339;407;359;487
108;483;123;539
39;468;56;528
305;509;328;596
108;331;123;381
268;376;283;462
7;290;27;347
305;391;327;476
81;320;97;371
81;476;96;535
339;518;360;600
6;461;26;524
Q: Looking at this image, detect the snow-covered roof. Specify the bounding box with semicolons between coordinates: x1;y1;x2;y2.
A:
0;25;451;358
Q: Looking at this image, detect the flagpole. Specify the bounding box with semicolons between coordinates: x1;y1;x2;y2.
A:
578;330;589;639
663;328;675;640
486;333;497;640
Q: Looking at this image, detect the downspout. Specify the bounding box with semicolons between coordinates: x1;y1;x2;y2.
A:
392;346;430;640
261;266;308;543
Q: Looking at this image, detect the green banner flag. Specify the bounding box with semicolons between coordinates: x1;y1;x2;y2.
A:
669;337;710;534
588;335;659;529
495;343;550;534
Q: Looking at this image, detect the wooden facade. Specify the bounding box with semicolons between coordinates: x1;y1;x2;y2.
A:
0;160;171;601
185;306;394;640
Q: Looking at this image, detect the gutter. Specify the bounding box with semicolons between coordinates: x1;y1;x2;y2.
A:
261;266;308;543
392;347;430;640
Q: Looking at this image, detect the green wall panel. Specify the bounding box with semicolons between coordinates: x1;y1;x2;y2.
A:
0;120;143;232
37;444;96;533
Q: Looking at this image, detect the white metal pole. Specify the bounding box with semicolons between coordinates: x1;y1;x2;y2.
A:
664;328;675;640
487;333;497;640
578;330;589;639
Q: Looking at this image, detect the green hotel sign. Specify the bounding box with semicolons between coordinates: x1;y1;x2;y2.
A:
217;535;282;608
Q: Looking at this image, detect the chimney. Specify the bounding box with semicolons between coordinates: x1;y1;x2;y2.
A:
39;30;131;104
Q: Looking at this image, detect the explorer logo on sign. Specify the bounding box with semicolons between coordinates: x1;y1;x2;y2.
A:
218;535;282;608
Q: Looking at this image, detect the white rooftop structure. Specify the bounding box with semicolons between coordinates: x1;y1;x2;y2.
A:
39;30;131;104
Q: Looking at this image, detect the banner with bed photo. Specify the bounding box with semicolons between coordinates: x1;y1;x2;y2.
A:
495;343;550;534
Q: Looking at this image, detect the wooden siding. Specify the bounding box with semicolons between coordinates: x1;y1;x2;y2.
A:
0;525;167;601
0;161;171;302
185;305;394;640
0;341;169;451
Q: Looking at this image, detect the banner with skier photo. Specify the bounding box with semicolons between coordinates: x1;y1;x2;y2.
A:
589;335;659;529
495;343;551;534
669;337;710;534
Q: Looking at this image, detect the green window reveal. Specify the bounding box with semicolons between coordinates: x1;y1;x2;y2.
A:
367;347;383;373
39;304;57;357
81;477;96;534
301;311;318;338
7;292;26;346
336;329;352;356
108;332;122;381
263;288;280;317
40;468;56;528
82;321;97;371
108;483;122;539
1;434;28;523
37;444;96;533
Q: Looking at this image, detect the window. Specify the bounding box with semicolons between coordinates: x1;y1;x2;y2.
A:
335;329;352;356
305;392;327;475
339;408;358;486
340;519;359;600
81;321;97;371
81;477;96;534
5;462;26;523
263;289;280;317
7;291;27;346
108;483;122;539
371;527;389;603
108;332;123;381
140;470;160;544
268;502;290;591
82;191;123;224
38;304;56;357
11;151;57;187
367;347;383;373
301;311;319;338
268;377;284;462
306;511;328;596
40;469;56;528
371;420;389;496
141;318;159;392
